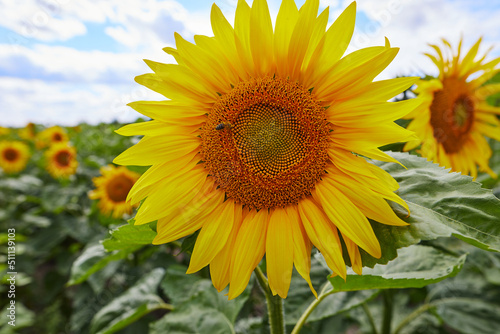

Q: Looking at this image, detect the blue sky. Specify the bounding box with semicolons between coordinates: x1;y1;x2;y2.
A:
1;0;500;127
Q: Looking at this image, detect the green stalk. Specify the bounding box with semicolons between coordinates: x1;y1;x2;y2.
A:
381;290;394;334
393;297;479;334
254;266;285;334
291;284;336;334
362;303;379;334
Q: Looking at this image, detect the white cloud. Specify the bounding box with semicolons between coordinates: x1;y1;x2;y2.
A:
2;0;500;127
0;43;171;84
342;0;500;78
0;77;162;127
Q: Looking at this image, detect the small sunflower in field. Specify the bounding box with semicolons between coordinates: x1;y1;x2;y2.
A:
0;126;11;137
45;142;78;178
19;123;36;140
36;126;69;149
89;165;140;218
404;37;500;178
0;141;30;174
115;0;419;299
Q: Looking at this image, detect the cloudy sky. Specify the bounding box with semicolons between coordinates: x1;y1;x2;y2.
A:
1;0;500;127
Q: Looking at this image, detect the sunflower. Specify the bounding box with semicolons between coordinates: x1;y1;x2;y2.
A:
404;37;500;178
19;123;36;140
0;141;30;174
115;0;419;299
0;126;10;137
45;142;78;178
89;165;140;218
36;126;69;149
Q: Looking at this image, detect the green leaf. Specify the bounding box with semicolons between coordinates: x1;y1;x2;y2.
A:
90;268;167;334
152;265;253;334
102;223;156;251
328;245;466;291
363;151;500;267
67;243;139;286
435;298;500;334
285;256;379;324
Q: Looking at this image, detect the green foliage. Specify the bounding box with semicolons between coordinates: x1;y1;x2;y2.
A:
102;222;157;251
358;151;500;268
328;245;466;291
90;268;168;334
2;121;500;334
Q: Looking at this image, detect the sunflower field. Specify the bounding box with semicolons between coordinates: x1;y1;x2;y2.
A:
2;1;500;334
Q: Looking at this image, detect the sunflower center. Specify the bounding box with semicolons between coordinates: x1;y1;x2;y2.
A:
3;148;19;162
106;175;134;203
55;151;71;166
53;133;62;142
233;103;306;176
429;78;475;154
201;76;330;209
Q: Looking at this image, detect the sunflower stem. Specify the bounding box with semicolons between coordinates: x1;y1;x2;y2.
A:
254;266;285;334
393;297;478;334
381;290;394;334
362;302;379;334
291;284;335;334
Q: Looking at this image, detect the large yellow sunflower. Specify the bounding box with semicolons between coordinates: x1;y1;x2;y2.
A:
404;37;500;178
115;0;419;299
45;142;78;178
36;126;69;149
89;165;140;218
0;141;30;174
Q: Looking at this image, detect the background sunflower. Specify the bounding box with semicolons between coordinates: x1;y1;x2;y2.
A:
0;140;30;174
45;142;78;178
36;125;69;149
404;37;500;178
89;164;140;218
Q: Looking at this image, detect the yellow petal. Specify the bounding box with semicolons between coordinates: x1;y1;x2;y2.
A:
234;0;254;77
301;7;329;72
274;0;299;77
113;135;200;166
315;177;381;258
298;197;346;279
210;4;247;80
210;205;244;292
266;207;294;298
287;205;317;298
153;181;224;244
187;199;235;274
343;235;362;275
287;0;319;80
327;170;408;226
305;2;356;85
134;165;207;225
228;209;268;300
116;120;201;137
143;60;217;101
127;152;199;204
328;99;423;127
127;100;208;121
249;0;274;76
318;47;399;102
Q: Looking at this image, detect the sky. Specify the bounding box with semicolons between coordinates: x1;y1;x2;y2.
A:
1;0;500;127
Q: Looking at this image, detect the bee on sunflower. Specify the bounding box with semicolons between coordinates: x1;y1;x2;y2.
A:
114;0;421;299
404;37;500;178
